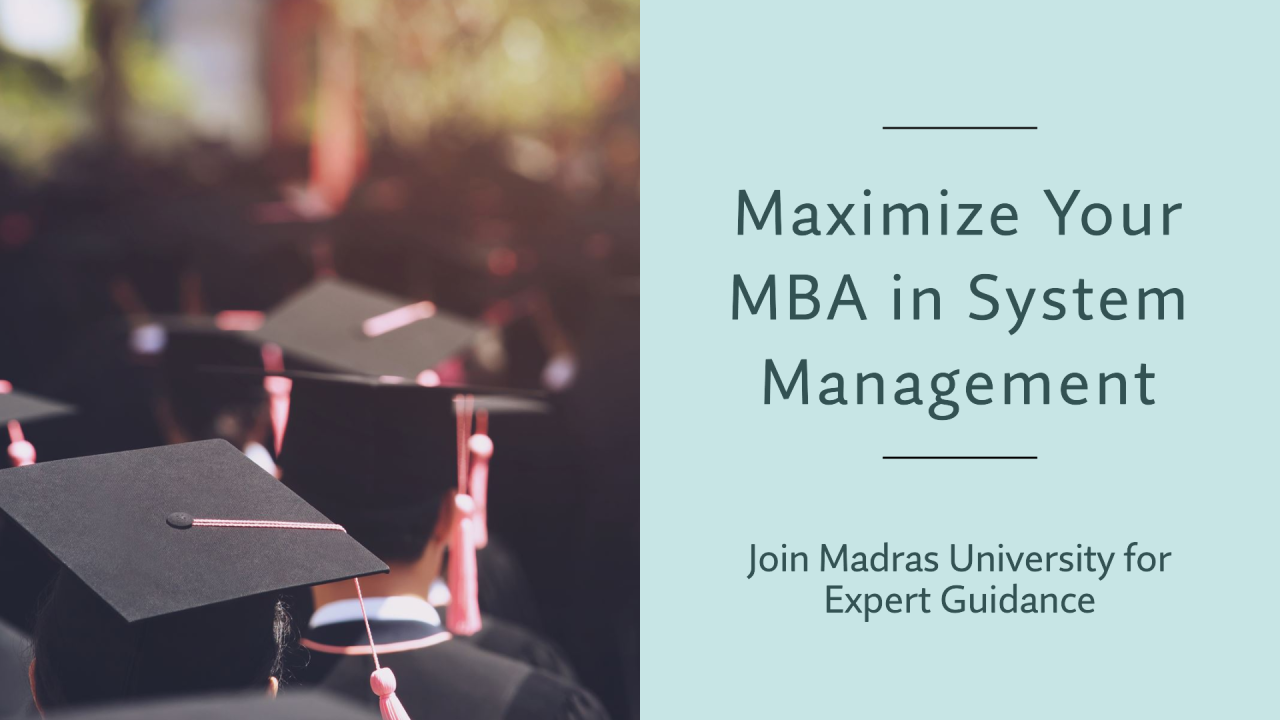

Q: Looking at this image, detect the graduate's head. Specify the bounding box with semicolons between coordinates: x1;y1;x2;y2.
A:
277;373;543;564
0;440;388;711
278;374;462;563
156;327;269;449
275;371;543;637
30;571;289;709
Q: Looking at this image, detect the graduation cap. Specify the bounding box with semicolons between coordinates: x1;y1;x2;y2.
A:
248;278;483;380
122;311;287;452
156;322;270;445
0;440;413;719
0;380;74;467
127;313;268;357
273;370;545;637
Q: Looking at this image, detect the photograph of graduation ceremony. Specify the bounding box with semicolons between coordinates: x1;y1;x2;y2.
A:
0;1;639;719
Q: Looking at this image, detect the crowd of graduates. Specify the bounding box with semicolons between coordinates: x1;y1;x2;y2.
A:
0;64;638;719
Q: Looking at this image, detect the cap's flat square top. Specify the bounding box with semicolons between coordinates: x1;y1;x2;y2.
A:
0;440;387;622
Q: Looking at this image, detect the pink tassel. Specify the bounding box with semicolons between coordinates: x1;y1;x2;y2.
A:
467;433;493;549
7;420;34;467
446;493;482;635
448;396;482;635
370;667;410;720
352;578;411;719
267;388;292;457
261;344;292;456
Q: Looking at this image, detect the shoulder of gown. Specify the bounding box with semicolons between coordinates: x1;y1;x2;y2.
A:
504;668;611;720
468;614;579;682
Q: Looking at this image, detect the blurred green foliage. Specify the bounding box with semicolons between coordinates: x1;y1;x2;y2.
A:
0;48;86;174
335;0;638;142
0;0;638;175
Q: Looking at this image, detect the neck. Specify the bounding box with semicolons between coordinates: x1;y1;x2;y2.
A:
313;540;446;608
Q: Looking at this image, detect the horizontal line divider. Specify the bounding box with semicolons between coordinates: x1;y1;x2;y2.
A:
882;126;1037;130
882;456;1037;460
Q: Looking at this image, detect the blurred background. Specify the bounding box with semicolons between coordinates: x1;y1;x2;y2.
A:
0;0;638;717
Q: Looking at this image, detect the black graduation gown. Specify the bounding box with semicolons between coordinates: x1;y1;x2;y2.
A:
288;619;609;720
444;610;578;682
476;537;545;633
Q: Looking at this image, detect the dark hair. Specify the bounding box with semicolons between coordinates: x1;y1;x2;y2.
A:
158;331;269;447
160;382;268;448
281;471;450;563
277;375;461;564
340;501;446;563
31;569;291;710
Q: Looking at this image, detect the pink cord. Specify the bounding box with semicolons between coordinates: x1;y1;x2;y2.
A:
260;344;292;457
351;572;382;670
190;518;344;531
463;395;474;487
446;395;482;635
454;396;470;493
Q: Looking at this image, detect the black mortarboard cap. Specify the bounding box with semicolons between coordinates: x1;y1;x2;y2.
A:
275;372;543;549
248;279;482;379
158;323;268;434
0;384;74;425
279;374;466;533
0;440;387;623
1;383;75;466
159;321;265;382
127;314;236;357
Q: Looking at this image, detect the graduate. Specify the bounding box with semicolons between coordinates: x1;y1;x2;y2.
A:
274;371;608;720
152;321;278;472
247;280;574;675
0;440;398;715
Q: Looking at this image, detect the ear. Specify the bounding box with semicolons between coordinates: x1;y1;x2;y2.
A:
28;659;44;716
432;490;458;543
266;676;279;698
